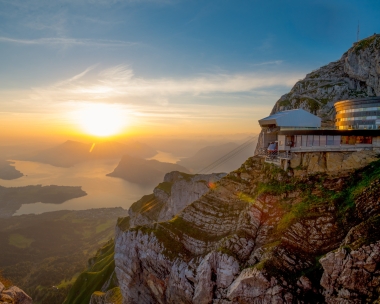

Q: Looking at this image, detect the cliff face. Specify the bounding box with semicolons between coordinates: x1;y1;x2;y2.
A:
0;281;32;304
114;155;380;303
270;35;380;124
128;171;226;227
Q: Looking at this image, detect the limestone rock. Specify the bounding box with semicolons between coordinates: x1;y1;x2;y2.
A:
128;171;226;228
320;242;380;303
0;283;32;304
114;154;380;303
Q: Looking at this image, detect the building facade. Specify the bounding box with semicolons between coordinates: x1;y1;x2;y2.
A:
257;98;380;167
335;97;380;130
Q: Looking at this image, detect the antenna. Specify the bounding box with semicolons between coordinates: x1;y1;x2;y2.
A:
357;21;360;42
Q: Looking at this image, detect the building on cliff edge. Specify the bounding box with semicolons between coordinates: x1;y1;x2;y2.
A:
257;97;380;169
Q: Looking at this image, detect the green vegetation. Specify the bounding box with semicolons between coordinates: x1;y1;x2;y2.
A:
155;181;173;194
179;172;194;182
0;208;126;304
8;233;34;249
354;35;379;54
129;193;155;213
117;216;130;232
63;240;117;304
279;99;291;107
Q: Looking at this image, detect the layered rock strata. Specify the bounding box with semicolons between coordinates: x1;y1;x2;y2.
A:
0;281;32;304
128;171;226;227
115;155;380;303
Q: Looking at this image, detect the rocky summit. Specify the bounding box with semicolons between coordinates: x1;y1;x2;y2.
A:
272;34;380;123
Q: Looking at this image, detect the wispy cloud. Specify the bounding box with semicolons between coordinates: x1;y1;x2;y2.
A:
25;65;302;105
251;60;283;66
0;36;138;47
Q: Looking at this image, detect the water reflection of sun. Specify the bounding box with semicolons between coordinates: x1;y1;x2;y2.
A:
76;103;126;137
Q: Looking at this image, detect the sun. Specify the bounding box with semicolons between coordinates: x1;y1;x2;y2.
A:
77;103;126;137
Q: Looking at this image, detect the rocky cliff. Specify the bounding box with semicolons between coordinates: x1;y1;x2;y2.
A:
128;171;226;227
114;154;380;303
272;34;380;122
66;172;225;304
0;281;32;304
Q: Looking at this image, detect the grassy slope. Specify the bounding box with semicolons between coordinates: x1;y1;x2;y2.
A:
63;240;116;304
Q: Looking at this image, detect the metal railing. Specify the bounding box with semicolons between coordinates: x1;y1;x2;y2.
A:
256;149;292;162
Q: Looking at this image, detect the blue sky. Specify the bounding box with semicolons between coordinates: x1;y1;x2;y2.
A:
1;0;380;140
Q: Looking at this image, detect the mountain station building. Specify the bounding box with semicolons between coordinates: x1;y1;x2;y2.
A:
257;97;380;167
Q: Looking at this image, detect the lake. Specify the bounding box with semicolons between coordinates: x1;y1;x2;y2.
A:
0;159;155;216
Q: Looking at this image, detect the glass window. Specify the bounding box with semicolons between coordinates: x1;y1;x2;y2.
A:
327;136;334;145
356;136;364;144
320;135;326;146
307;136;313;146
296;135;302;147
341;136;349;145
334;136;341;145
313;135;320;146
348;136;356;145
301;135;307;146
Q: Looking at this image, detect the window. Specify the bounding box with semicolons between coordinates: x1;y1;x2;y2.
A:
296;135;302;147
307;136;313;146
333;136;341;145
320;135;326;146
327;136;334;145
313;135;320;146
356;136;372;144
301;135;307;147
341;136;349;144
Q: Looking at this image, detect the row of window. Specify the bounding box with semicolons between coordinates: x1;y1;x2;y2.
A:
338;125;380;130
337;107;380;114
292;135;372;147
336;116;380;121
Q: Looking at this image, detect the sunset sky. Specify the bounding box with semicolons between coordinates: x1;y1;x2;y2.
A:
1;0;379;142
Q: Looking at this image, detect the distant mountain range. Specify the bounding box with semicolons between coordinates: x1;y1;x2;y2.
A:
177;141;255;173
107;154;190;186
16;140;157;168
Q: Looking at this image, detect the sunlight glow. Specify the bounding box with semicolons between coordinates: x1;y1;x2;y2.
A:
77;103;126;137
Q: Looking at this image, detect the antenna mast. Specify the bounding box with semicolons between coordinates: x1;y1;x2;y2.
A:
357;21;360;42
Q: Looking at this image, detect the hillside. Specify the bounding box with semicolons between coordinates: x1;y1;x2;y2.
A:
107;155;190;186
0;208;128;304
17;140;157;168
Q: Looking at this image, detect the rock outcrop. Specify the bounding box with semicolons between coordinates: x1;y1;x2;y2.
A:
290;150;380;177
128;171;226;227
0;281;32;304
272;34;380;122
115;156;380;303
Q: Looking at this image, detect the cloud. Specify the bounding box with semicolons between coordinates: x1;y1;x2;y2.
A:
24;65;302;104
0;36;138;47
251;60;283;66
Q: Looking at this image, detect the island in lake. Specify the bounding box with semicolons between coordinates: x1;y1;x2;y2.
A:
0;185;87;218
